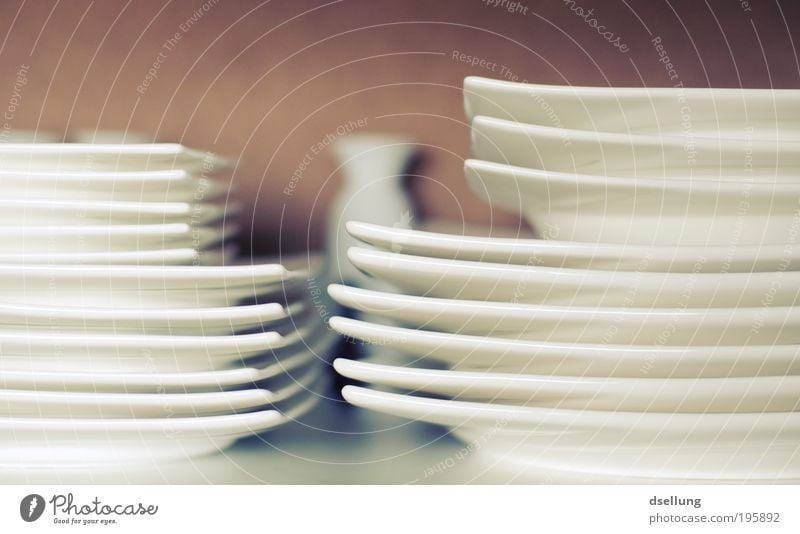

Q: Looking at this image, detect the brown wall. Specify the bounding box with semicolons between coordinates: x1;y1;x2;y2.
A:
1;0;798;254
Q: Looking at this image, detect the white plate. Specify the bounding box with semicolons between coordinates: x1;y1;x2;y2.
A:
0;223;236;252
0;198;232;225
0;263;301;307
347;247;800;307
0;393;318;465
0;362;322;418
0;185;229;204
327;285;800;345
70;129;152;144
0;263;292;287
464;76;800;140
0;282;284;308
0;329;337;393
0;246;238;266
0;300;303;335
451;426;800;481
0;169;229;201
0;143;231;172
347;221;800;272
466;159;800;246
0;330;290;372
342;386;800;444
0;319;322;372
1;130;62;143
328;317;800;378
471;115;800;180
0;388;274;418
334;359;800;413
342;385;800;480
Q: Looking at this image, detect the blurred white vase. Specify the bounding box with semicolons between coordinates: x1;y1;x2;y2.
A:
326;134;418;288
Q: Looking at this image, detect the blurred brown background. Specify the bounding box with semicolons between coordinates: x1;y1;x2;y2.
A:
1;0;797;254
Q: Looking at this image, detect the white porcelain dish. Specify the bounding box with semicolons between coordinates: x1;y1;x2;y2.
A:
0;263;290;287
0;143;231;172
0;247;237;266
0;263;302;307
452;427;800;481
0;198;231;225
327;285;800;345
0;300;303;335
346;247;800;307
70;129;152;144
0;223;236;252
0;327;310;373
465;159;800;246
0;170;228;201
0;388;275;418
334;359;800;413
342;386;800;443
0;362;322;418
0;185;229;204
471;115;800;180
0;314;331;374
346;221;800;272
1;130;62;143
343;386;799;480
464;76;800;140
0;168;191;185
328;317;800;378
0;329;336;393
0;394;317;465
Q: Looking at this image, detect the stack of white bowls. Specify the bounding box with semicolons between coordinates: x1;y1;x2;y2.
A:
0;142;333;466
329;77;800;483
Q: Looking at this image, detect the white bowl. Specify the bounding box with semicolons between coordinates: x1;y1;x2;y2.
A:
464;76;800;140
471;115;800;180
346;221;800;272
465;159;800;245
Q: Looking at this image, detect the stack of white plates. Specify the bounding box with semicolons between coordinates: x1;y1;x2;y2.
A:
0;143;333;466
329;78;800;483
0;143;239;265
